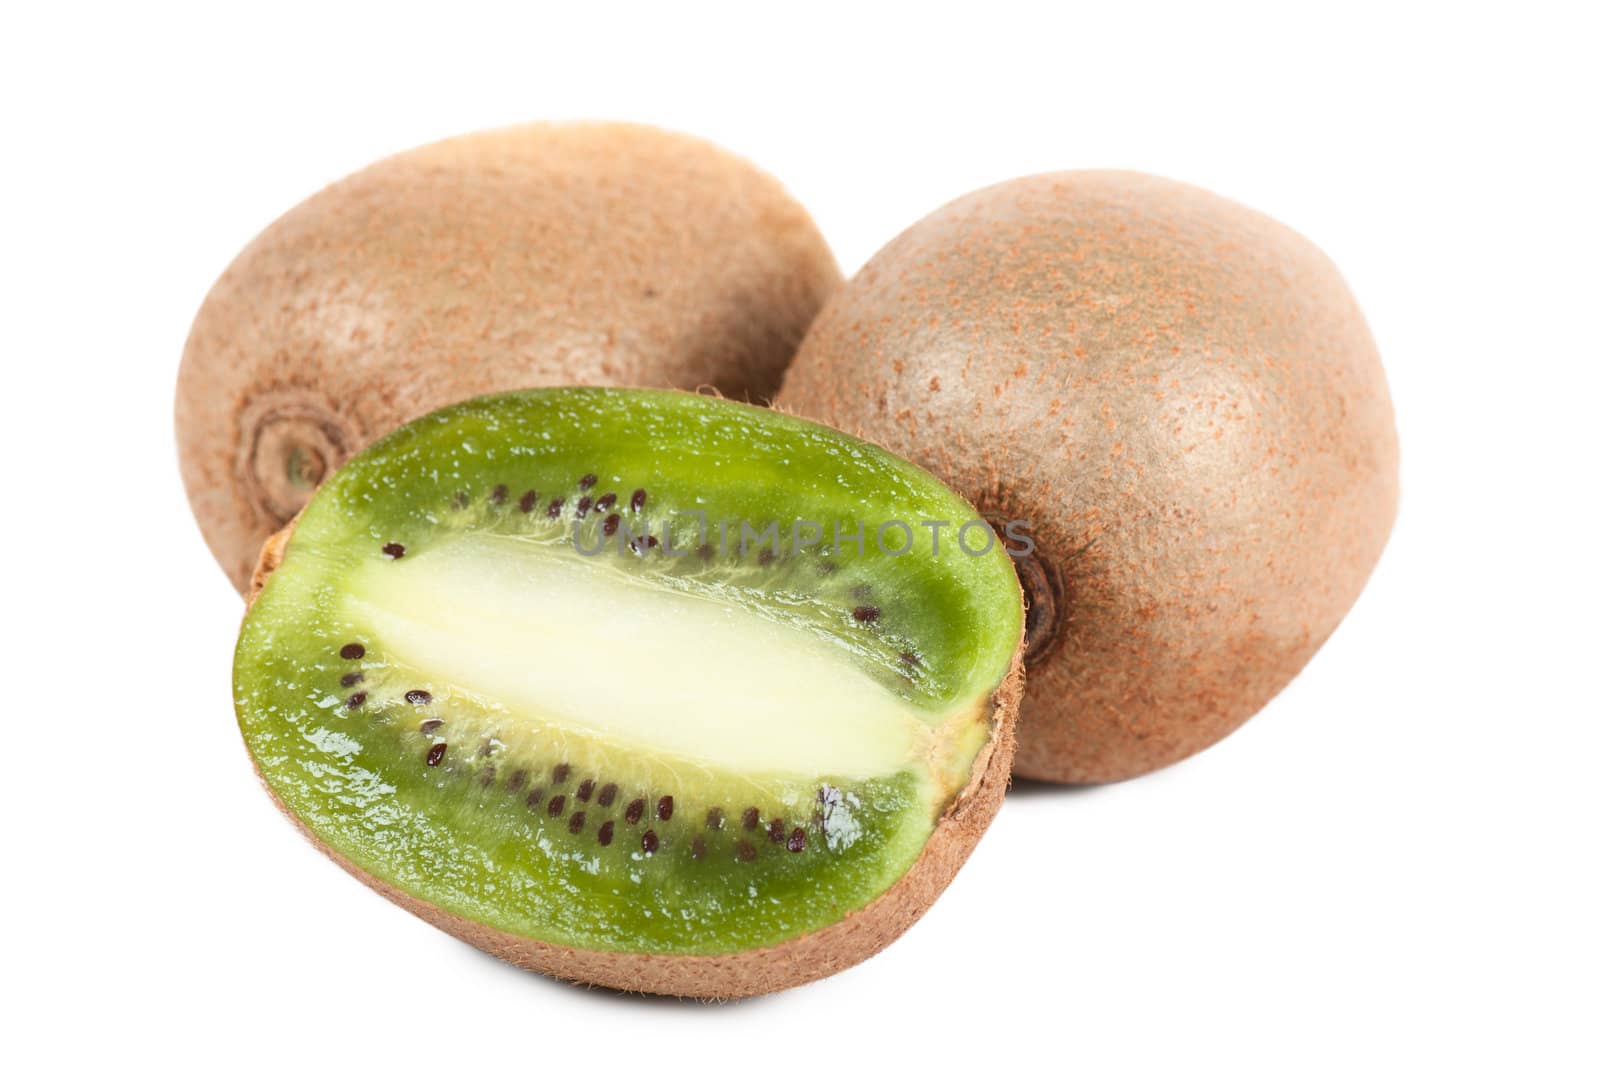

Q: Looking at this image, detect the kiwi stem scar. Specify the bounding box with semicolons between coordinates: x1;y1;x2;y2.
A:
241;405;350;522
285;446;323;490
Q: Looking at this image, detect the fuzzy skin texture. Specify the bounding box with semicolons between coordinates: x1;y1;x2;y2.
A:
243;520;1024;999
178;122;841;592
778;172;1398;784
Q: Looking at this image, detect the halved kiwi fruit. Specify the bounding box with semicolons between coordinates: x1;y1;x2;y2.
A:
235;388;1024;998
778;171;1398;784
178;122;840;592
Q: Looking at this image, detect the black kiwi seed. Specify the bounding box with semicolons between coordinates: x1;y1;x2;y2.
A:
419;718;443;735
576;496;593;518
546;498;564;519
491;484;508;505
478;765;496;787
787;828;807;853
578;473;598;491
518;490;538;513
657;795;674;821
853;605;881;623
629;489;646;512
817;559;838;575
602;513;620;536
505;768;528;794
340;672;363;687
696;543;716;562
624;798;646;824
552;763;571;784
641;830;659;855
547;795;566;817
735;840;757;862
597;821;614;846
758;548;777;566
597;783;618;807
346;691;367;709
425;742;446;766
742;807;761;831
526;787;545;809
595;492;617;511
382;542;406;559
767;818;786;843
705;807;724;830
339;643;365;660
452;491;469;510
576;778;595;802
404;689;431;705
568;811;586;834
900;651;921;666
691;836;707;859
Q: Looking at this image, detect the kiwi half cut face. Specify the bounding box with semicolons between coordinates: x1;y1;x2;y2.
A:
234;388;1023;997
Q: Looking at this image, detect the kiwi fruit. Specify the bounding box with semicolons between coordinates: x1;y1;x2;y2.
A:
777;171;1398;784
235;387;1024;998
178;122;840;593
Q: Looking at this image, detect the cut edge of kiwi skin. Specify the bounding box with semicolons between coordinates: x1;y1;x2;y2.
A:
236;388;1024;999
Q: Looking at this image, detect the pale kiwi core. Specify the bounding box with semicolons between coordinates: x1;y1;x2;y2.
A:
344;539;981;783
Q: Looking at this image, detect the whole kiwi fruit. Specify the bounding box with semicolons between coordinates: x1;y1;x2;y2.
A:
177;122;840;592
236;387;1024;998
778;171;1398;784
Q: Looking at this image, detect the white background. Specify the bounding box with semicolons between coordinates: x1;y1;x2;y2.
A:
3;3;1596;1063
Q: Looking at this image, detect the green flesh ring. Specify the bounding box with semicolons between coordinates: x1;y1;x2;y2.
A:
234;388;1023;956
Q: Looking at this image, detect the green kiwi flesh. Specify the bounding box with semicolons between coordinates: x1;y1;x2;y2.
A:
234;388;1023;985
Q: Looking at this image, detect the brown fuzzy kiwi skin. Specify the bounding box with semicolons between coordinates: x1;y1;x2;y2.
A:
178;121;841;593
777;171;1399;785
243;522;1023;999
